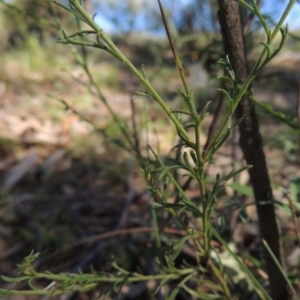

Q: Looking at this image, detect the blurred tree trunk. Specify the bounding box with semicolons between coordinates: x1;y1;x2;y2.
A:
217;1;288;299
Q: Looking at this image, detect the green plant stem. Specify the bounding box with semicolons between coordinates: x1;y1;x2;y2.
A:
194;126;205;201
193;124;210;255
207;258;231;299
74;48;135;151
200;184;209;256
1;268;196;297
67;0;193;146
269;0;296;41
204;0;296;162
194;126;203;168
250;0;268;34
193;135;209;256
202;202;209;256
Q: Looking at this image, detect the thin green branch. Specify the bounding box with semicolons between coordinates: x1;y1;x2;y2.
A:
63;0;193;145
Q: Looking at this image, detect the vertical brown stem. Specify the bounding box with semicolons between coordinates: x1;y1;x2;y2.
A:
217;1;288;299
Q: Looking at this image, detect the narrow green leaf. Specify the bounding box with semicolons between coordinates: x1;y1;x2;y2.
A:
171;109;192;116
171;236;190;261
189;150;198;165
165;157;187;168
262;239;300;300
198;101;212;123
260;42;271;58
183;151;193;171
239;207;250;223
230;183;254;197
230;117;244;131
136;92;154;99
211;226;272;300
152;202;164;209
217;88;233;103
223;164;252;182
150;167;165;174
223;199;236;207
1;275;31;283
217;75;233;84
211;173;221;195
184;122;198;128
251;97;300;133
217;216;226;232
169;273;194;300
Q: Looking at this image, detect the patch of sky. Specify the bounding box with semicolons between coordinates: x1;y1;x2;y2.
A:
93;0;300;33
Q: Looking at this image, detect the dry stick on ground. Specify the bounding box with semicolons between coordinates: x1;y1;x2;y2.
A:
217;1;288;299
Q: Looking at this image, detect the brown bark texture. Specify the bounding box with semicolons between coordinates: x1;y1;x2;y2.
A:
217;1;288;299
